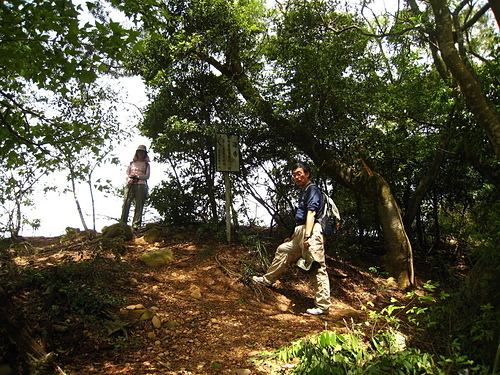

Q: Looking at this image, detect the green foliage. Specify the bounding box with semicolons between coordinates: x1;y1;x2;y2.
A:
270;329;467;375
0;83;127;235
0;166;43;236
267;281;492;374
124;0;497;293
99;236;128;257
150;178;217;226
18;259;126;319
404;280;497;371
266;1;380;163
136;60;246;224
417;180;499;368
428;267;499;368
58;278;124;317
460;186;499;256
1;0;137;91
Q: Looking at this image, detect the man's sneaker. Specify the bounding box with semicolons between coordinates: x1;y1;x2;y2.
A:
306;307;329;315
252;276;272;286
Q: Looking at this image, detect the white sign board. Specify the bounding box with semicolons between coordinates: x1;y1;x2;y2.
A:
216;134;240;172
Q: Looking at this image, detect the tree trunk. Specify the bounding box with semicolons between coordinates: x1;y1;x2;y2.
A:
68;163;89;232
317;161;415;287
373;175;415;287
428;0;500;157
487;0;500;29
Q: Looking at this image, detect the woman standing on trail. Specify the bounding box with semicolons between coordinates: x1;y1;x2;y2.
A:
120;145;150;230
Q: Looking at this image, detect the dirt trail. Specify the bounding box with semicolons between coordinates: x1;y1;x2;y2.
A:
1;228;399;374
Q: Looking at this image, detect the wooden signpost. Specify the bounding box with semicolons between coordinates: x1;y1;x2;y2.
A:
215;134;240;243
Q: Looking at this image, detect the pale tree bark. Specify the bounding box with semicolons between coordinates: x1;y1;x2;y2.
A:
318;161;415;287
408;0;500;158
374;175;414;286
68;162;89;232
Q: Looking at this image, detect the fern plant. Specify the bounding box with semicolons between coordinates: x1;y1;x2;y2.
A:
275;330;435;374
272;329;487;374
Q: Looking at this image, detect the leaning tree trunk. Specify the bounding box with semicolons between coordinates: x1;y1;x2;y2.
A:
372;175;415;287
316;156;416;288
414;0;500;158
311;160;416;288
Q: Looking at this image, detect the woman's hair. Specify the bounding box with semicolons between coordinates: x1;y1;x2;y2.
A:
291;162;312;175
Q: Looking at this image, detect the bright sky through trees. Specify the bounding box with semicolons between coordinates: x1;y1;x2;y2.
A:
21;76;154;236
17;0;398;236
19;0;404;237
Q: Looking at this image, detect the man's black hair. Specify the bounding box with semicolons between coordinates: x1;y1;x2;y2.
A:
291;162;312;175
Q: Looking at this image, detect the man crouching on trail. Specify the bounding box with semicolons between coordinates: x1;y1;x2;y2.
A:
253;162;331;315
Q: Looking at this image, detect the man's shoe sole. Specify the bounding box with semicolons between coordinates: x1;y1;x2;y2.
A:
252;276;272;286
306;308;329;315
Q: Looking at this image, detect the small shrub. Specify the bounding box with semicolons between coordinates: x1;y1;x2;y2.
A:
272;329;488;375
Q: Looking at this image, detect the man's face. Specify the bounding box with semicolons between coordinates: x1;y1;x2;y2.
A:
292;167;310;189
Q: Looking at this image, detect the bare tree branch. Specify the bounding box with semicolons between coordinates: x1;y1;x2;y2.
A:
461;3;491;31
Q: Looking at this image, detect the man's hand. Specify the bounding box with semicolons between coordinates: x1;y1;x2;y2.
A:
303;238;311;248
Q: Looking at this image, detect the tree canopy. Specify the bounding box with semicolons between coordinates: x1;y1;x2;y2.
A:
0;0;139;234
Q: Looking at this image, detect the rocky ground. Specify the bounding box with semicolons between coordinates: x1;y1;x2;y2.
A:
0;226;409;375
